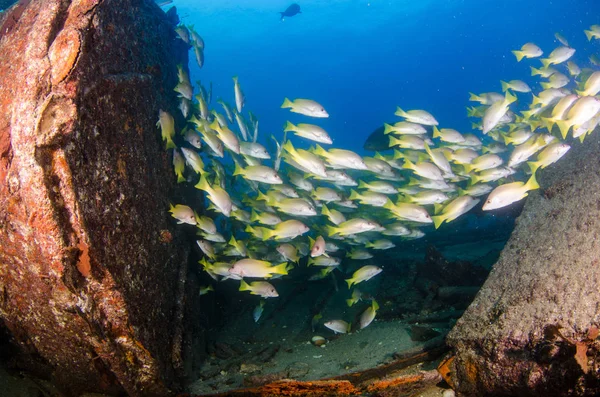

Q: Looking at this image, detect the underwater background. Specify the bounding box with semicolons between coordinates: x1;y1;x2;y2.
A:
177;0;598;157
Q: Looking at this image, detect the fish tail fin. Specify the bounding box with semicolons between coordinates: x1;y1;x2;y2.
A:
392;149;404;160
512;50;525;62
283;121;295;132
239;279;251;291
394;106;408;118
166;137;176;150
540;81;550;90
194;174;210;192
345;278;354;289
432;126;441;139
177;173;186;183
462;163;473;174
232;76;238;84
433;203;445;215
432;214;446;229
505;90;517;104
555;120;571;139
524;172;540;191
402;158;415;171
233;163;244;176
346;299;355;307
388;136;401;148
307;257;314;267
321;203;331;217
383;198;395;211
527;161;540;174
250;210;260;223
261;228;273;241
282;139;295;154
281;97;293;109
372;300;379;311
530;66;541;76
468;92;481;102
357;180;368;190
348;189;360;201
272;262;288;275
312;144;327;157
383;123;394;135
530;94;542;108
470;174;481;185
540;58;551;69
500;80;510;92
584;30;594;41
326;225;338;238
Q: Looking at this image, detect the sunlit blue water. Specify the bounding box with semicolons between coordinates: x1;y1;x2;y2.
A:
173;0;598;156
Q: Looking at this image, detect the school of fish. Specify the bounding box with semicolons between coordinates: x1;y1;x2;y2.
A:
162;23;600;335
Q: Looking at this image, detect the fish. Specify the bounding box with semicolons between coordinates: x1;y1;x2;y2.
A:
363;126;390;151
233;76;245;113
324;320;351;334
157;110;176;149
555;96;600;139
234;164;283;184
326;218;381;237
280;3;301;21
253;300;265;322
321;204;346;225
394;107;438;125
346;265;382;288
482;91;517;134
239;280;279;298
307;256;340;267
240;141;271;159
483;174;540;211
228;259;288;278
199;285;214;296
431;196;480;229
277;243;300;262
576;71;600;96
500;80;531;93
181;147;205;174
309;236;326;257
383;200;433;223
194;174;233;217
540;46;575;69
172;149;186;183
359;300;379;329
512;43;543;61
169;204;196;225
432;127;465;143
527;142;570;173
584;25;600;41
281;98;329;118
261;220;310;241
284;121;332;144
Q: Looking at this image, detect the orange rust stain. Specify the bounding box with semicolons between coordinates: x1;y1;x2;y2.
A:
76;240;91;277
158;229;172;244
116;157;127;179
365;374;424;392
437;355;455;389
464;359;478;384
48;28;81;85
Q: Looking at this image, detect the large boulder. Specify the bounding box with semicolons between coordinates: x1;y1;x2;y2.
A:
447;132;600;396
0;0;194;395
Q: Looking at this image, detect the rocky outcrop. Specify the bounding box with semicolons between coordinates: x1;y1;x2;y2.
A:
0;0;193;395
447;132;600;396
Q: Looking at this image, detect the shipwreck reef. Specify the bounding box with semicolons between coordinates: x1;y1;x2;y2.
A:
0;0;200;395
447;131;600;396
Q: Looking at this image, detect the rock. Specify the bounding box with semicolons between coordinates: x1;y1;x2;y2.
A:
0;0;194;395
447;132;600;396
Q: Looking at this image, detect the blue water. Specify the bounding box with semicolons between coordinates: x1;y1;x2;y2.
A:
173;0;599;155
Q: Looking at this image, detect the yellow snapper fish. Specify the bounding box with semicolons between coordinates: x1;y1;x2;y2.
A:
234;164;283;184
346;249;373;260
566;61;581;77
432;127;465;143
324;319;351;334
346;289;365;307
311;187;343;202
321;204;347;225
276;243;300;262
234;111;249;141
469;91;504;105
326;218;381;237
584;25;600;41
180;147;205;174
462;154;503;173
500;80;531;93
195;174;233;217
157;110;176;149
554;32;569;47
399;190;449;206
233;76;245;113
542;94;579;131
169;204;197;225
173;149;186;183
209;120;240;154
540;72;570;90
357;180;397;195
394;107;438;125
199;285;214;296
240;141;271;159
346;265;383;288
389;135;426;150
312;145;368;170
196;239;216;260
431;196;480;229
262;219;310;241
363;157;395;178
527;142;570;173
228;258;288;278
576;71;600;97
284;121;332;144
482;90;517;134
281;98;329;118
402;158;444;181
540;46;576;69
348;190;388;207
183;129;202;149
251;210;282;226
365;239;395;250
381;222;411;237
512;42;543;61
383;200;433;224
482;174;540;211
383;121;427;135
195;214;217;234
282;141;328;177
239;280;279;298
359;300;379;329
309;235;327;257
458;184;493;197
555;96;600;139
424;143;455;178
253;300;265;322
307;256;341;267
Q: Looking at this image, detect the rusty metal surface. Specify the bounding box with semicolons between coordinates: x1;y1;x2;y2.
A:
0;0;192;395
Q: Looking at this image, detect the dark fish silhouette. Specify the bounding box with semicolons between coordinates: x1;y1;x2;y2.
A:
363;126;389;152
280;3;301;21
